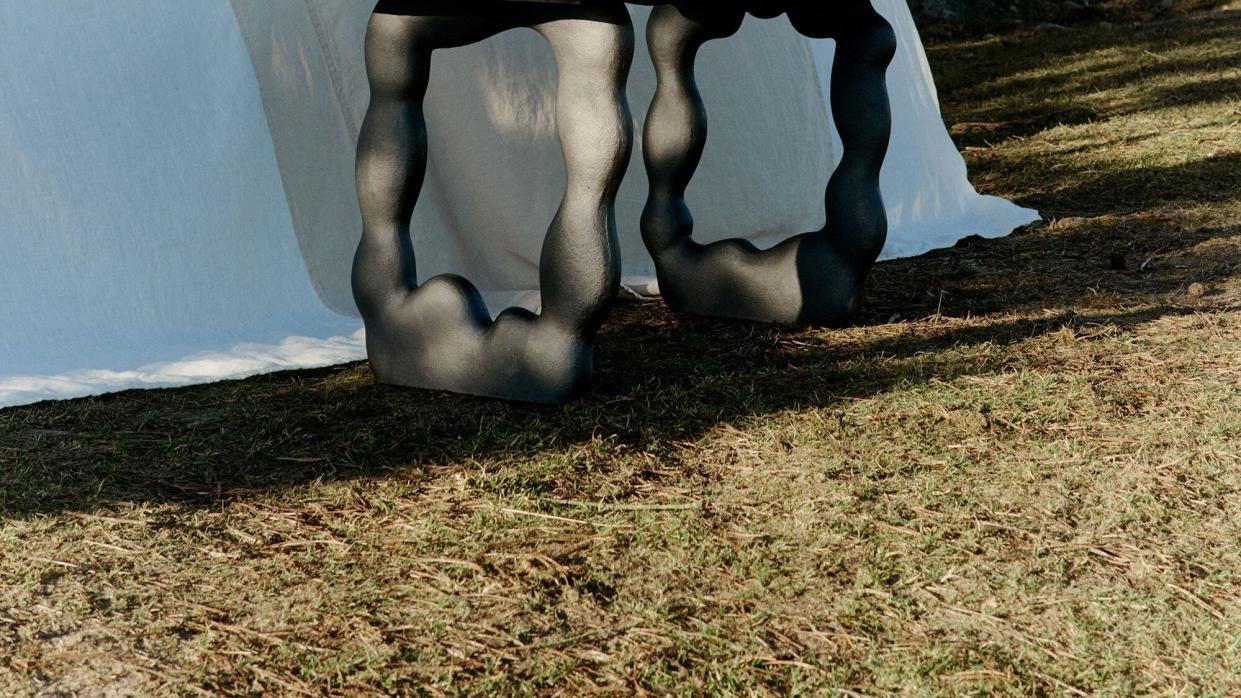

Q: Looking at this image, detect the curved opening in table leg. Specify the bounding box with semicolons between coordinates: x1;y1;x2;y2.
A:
641;1;896;326
352;4;634;403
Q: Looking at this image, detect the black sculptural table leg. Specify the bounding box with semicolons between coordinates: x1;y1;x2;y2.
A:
353;1;634;403
642;1;896;326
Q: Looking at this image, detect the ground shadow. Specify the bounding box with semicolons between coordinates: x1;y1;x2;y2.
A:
0;291;1231;519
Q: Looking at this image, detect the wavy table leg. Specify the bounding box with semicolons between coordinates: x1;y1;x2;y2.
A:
642;0;896;326
353;1;634;403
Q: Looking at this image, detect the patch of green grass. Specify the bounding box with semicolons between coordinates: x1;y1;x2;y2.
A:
2;7;1239;696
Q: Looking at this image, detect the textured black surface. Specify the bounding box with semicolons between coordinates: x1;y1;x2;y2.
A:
354;2;634;402
353;0;895;402
641;1;896;325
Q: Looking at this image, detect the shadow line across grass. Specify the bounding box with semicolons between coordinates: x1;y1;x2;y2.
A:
0;299;1228;519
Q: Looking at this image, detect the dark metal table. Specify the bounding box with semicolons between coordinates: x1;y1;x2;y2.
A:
352;1;895;402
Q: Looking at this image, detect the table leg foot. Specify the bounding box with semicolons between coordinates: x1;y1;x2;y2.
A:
642;1;896;326
353;3;634;402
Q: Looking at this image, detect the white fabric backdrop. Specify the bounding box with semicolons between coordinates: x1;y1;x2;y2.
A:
0;0;1037;409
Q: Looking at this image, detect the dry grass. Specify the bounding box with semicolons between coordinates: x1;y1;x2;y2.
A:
909;0;1235;27
2;7;1240;696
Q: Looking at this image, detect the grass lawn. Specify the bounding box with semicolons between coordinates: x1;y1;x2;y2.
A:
2;7;1239;696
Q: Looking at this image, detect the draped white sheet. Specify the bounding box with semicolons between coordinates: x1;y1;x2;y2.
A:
0;0;1037;409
